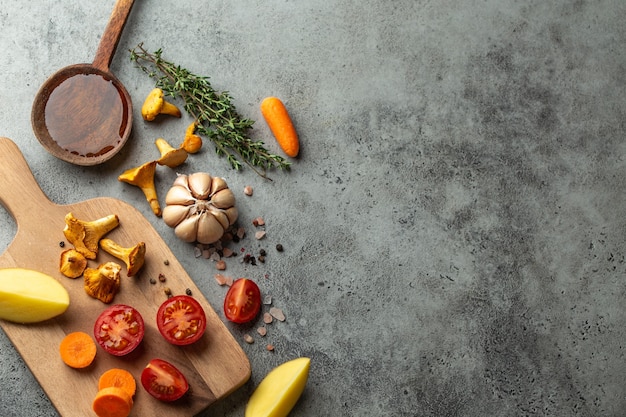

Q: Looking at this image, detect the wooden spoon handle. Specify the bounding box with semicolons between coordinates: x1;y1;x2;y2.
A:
0;137;53;226
92;0;136;71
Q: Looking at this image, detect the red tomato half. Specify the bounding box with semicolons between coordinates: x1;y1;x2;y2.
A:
223;278;261;324
141;358;189;402
157;295;207;346
93;304;144;356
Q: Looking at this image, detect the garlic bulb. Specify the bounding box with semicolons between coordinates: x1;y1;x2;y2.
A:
162;173;238;244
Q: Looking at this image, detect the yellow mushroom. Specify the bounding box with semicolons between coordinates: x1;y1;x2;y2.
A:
118;160;162;217
100;238;146;277
181;121;203;154
83;262;122;304
156;137;188;168
141;88;182;121
63;213;120;259
59;249;88;278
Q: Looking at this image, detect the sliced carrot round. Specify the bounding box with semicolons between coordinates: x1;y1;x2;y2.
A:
98;368;136;397
92;386;133;417
59;331;97;369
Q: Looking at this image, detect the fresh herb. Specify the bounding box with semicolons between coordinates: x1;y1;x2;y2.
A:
130;43;290;178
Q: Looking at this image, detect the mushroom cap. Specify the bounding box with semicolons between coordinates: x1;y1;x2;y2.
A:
141;88;182;121
59;249;88;279
118;160;158;185
141;88;165;121
156;138;188;168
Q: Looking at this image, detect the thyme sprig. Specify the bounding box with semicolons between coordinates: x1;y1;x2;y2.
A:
130;43;290;178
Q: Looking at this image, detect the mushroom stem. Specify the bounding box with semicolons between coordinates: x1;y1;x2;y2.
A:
100;238;146;277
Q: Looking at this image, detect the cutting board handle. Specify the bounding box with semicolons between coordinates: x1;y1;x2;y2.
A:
0;137;52;225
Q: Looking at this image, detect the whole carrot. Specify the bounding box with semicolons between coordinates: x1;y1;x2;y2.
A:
260;97;299;158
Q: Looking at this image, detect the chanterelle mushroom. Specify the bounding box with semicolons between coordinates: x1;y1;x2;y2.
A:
59;249;88;279
181;121;203;154
63;213;120;259
156;137;188;168
100;238;146;277
118;160;162;217
141;88;181;121
83;262;122;304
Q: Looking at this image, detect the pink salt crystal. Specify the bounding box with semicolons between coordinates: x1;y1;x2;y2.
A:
214;274;228;286
255;231;266;240
257;326;267;337
263;312;273;324
269;307;286;322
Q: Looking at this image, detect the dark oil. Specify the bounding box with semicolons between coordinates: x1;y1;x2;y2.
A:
44;73;128;157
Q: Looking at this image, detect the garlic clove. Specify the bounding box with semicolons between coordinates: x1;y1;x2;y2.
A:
208;206;231;230
165;185;195;206
172;173;190;189
188;172;212;200
174;216;200;242
210;176;228;195
162;204;192;227
211;188;236;209
196;213;225;244
224;206;239;225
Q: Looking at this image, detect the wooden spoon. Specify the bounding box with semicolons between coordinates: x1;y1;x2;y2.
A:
31;0;135;166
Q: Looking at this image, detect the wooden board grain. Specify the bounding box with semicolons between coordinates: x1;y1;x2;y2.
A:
0;137;250;416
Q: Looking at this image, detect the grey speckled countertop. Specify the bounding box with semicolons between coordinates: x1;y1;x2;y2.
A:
1;0;625;416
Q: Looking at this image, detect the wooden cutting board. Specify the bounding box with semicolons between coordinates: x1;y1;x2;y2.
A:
0;137;250;416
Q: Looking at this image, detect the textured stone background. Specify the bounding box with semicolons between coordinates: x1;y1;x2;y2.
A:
0;0;625;416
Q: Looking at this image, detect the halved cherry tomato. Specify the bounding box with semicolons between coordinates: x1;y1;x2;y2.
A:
93;304;144;356
141;358;189;402
223;278;261;324
157;295;206;346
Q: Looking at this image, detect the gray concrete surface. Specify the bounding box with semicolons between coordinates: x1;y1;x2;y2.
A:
0;0;625;416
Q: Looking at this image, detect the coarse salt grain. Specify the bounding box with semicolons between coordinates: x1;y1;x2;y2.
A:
269;307;286;322
263;312;273;324
215;260;227;270
257;326;267;337
255;231;266;240
244;334;254;344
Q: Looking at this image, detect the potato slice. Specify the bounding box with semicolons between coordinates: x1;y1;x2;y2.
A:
0;268;70;323
245;357;310;417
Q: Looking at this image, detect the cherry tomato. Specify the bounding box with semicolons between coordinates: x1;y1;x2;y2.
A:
223;278;261;324
93;304;144;356
141;358;189;402
157;295;207;346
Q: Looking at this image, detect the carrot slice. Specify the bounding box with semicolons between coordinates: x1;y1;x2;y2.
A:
92;386;133;417
59;331;97;369
98;368;136;397
260;96;300;158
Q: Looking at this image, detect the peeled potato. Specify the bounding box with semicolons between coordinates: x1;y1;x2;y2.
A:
0;268;70;323
245;357;310;417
